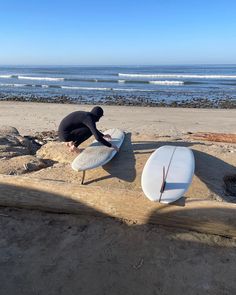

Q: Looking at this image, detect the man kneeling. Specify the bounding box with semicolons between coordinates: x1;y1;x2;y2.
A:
58;106;119;153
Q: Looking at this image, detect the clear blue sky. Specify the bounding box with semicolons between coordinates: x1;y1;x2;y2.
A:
0;0;236;65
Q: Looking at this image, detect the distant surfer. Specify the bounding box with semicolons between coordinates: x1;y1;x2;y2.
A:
58;106;119;153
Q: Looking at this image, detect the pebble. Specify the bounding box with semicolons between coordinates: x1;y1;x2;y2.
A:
1;93;236;109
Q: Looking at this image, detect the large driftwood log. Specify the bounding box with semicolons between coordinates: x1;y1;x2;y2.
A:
189;132;236;143
0;175;236;237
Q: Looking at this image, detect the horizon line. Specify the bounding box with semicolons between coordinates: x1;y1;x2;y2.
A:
0;63;236;67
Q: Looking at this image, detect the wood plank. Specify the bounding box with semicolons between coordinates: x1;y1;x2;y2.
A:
0;175;236;237
189;132;236;143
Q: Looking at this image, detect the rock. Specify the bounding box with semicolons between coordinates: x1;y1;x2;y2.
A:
36;142;76;164
16;136;41;154
0;134;30;158
0;126;19;136
0;125;42;158
1;93;236;108
0;155;52;175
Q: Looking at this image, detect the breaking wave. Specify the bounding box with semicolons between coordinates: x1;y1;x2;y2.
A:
61;86;113;91
118;73;236;79
0;75;15;78
149;80;184;85
0;83;26;87
18;76;64;81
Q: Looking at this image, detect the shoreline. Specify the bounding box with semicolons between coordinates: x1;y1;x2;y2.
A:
1;93;236;109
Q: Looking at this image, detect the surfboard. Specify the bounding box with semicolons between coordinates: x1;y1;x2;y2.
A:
71;128;125;172
141;145;195;203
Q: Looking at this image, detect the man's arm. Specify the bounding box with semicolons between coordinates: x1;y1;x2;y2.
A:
83;116;112;148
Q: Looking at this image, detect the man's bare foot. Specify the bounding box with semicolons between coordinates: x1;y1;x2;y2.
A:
69;145;83;154
66;141;74;147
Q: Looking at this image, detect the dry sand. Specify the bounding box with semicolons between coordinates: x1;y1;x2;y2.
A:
1;101;236;135
0;101;236;295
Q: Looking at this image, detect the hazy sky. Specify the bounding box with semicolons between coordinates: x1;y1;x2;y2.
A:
0;0;236;65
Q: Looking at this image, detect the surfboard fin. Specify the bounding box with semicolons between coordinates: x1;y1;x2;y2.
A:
160;166;166;193
81;171;86;185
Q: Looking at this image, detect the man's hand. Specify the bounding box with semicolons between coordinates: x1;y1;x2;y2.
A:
111;144;119;152
103;134;112;140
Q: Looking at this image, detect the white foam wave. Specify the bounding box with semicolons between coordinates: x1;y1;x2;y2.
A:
18;76;64;81
61;86;153;92
0;83;26;87
149;80;184;85
0;83;154;92
0;75;14;78
118;80;125;83
112;88;154;92
119;73;236;79
61;86;112;91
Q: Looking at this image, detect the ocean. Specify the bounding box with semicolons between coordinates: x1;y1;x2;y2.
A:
0;65;236;105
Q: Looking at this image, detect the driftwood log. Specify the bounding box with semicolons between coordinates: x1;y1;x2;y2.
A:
0;175;236;237
189;132;236;143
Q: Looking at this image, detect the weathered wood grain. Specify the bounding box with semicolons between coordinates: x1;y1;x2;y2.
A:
0;175;235;237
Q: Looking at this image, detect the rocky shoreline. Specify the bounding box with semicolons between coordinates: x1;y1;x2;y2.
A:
1;93;236;108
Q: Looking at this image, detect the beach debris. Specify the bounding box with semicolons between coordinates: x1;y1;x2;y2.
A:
189;132;236;143
23;163;29;171
16;135;41;154
21;130;58;149
8;170;17;175
31;130;59;145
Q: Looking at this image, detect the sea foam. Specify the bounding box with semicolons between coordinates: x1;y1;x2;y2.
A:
149;80;184;85
18;76;64;81
61;86;113;91
0;75;14;78
0;83;26;87
118;73;236;79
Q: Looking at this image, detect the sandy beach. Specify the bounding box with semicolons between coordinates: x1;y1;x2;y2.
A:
1;101;236;135
2;0;236;292
0;101;236;294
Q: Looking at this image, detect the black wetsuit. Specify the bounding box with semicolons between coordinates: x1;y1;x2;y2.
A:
58;107;112;148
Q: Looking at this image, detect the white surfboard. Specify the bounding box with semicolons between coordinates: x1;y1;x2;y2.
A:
71;128;125;172
141;145;195;203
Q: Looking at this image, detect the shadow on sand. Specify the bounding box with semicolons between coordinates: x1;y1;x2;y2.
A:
85;132;136;185
0;182;236;294
83;137;235;203
132;140;236;202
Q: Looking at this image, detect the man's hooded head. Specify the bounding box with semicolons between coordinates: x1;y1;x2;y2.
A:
90;106;104;122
